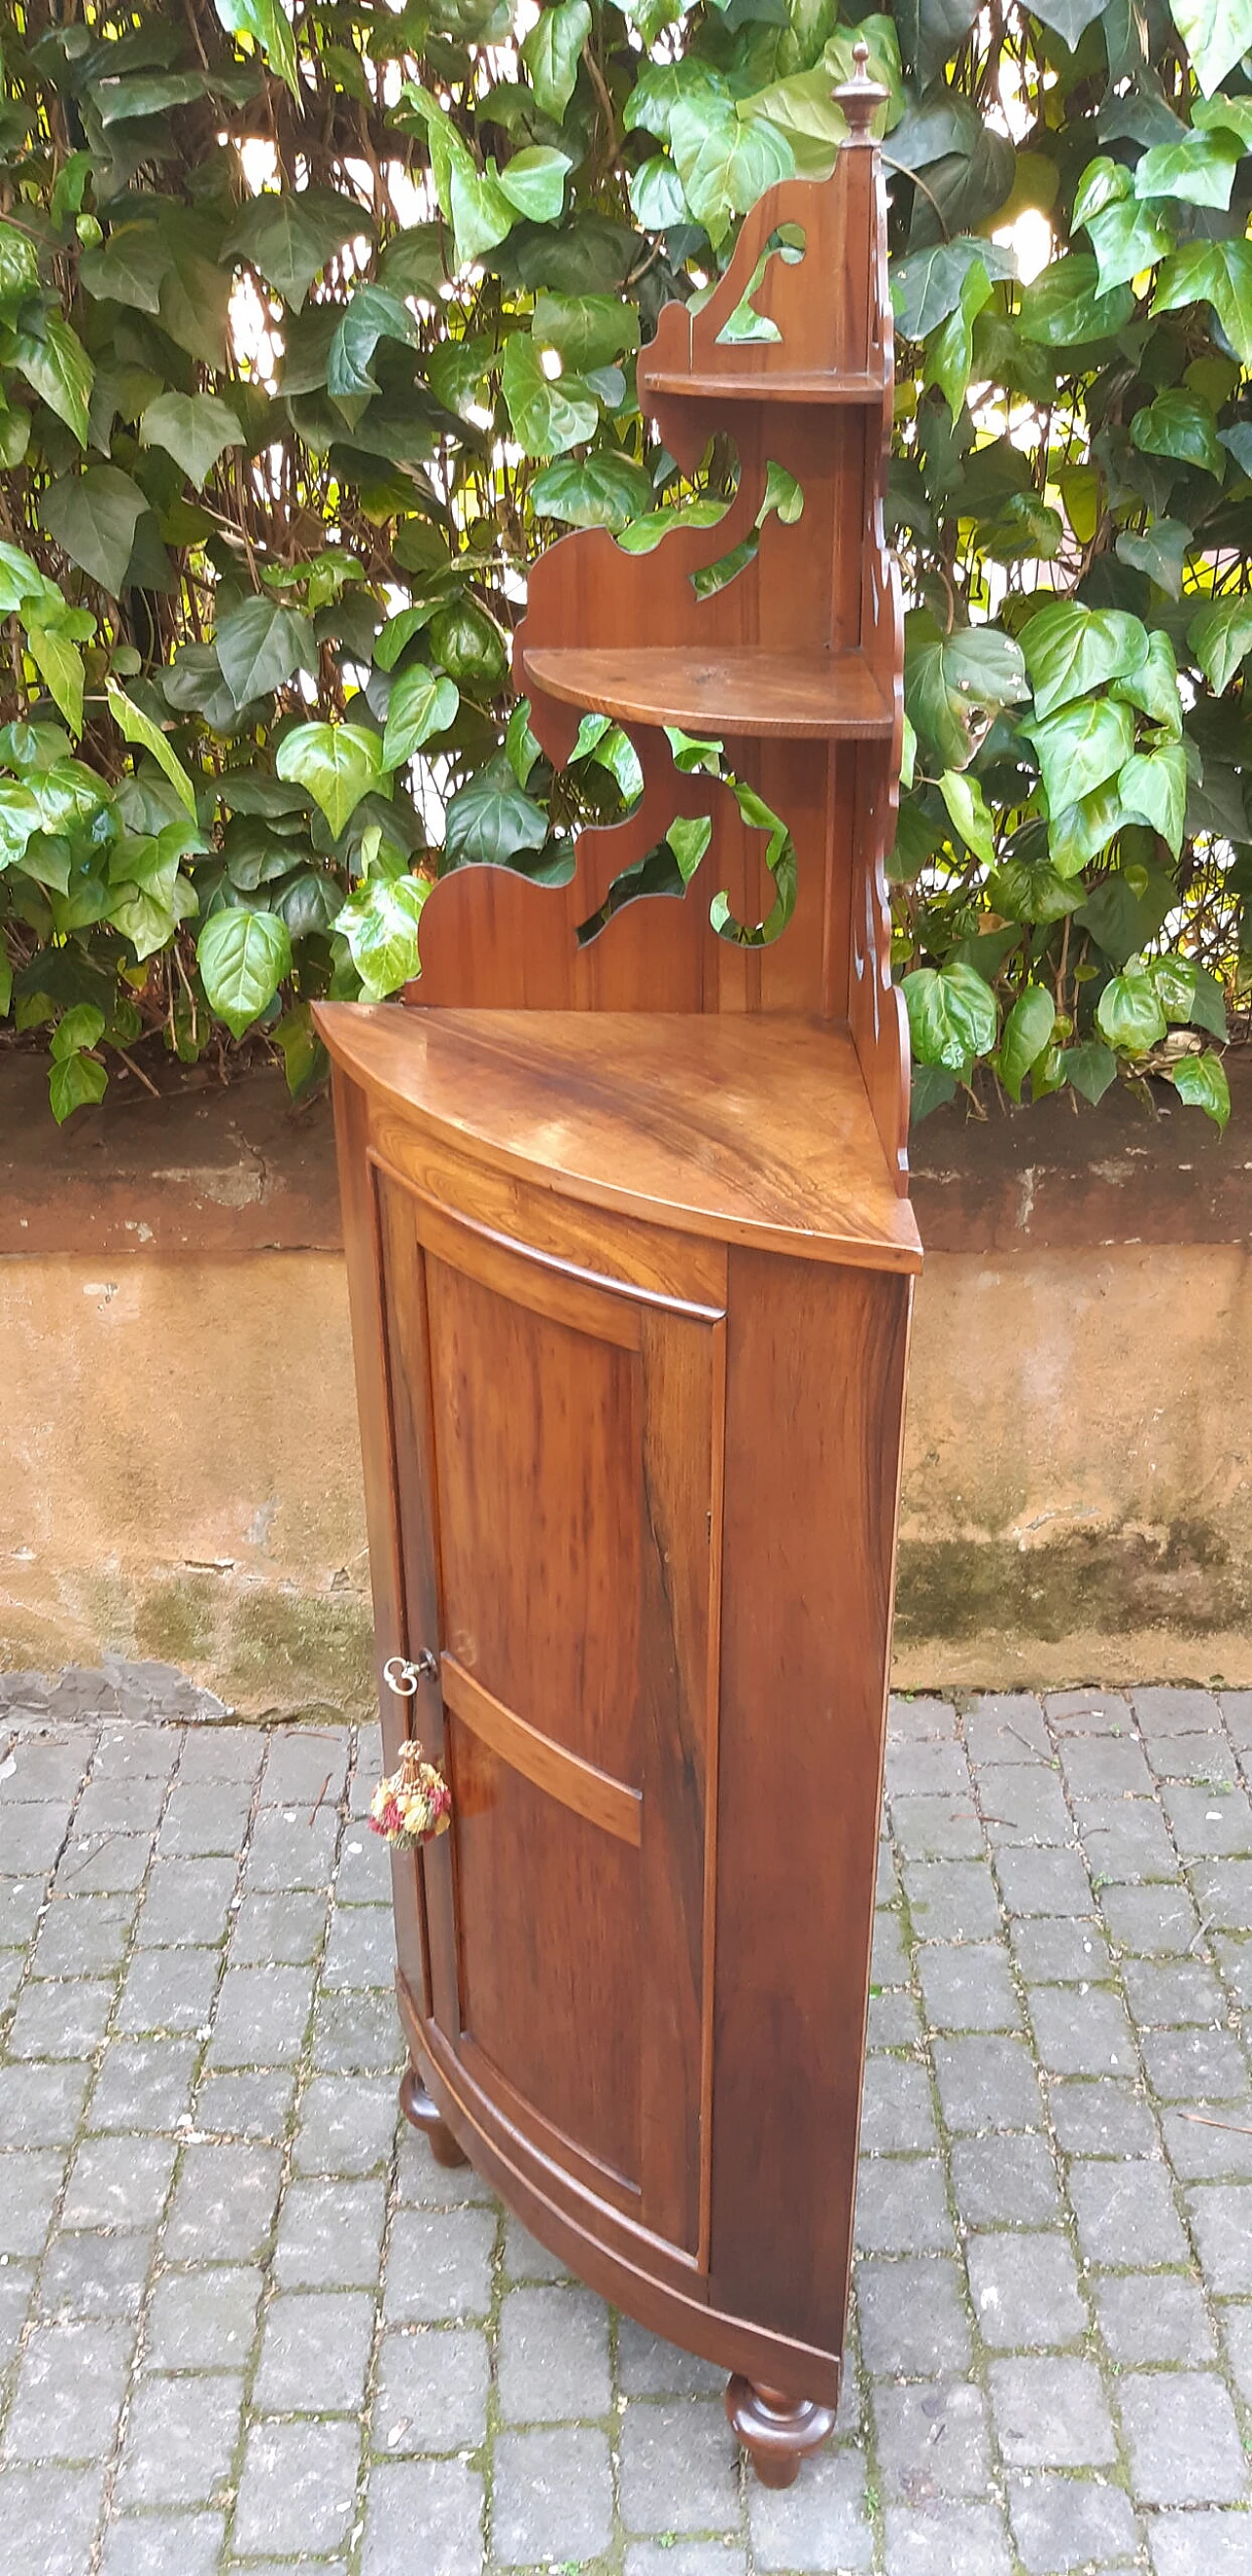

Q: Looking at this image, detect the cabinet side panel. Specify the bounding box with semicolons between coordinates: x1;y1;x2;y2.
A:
709;1249;911;2354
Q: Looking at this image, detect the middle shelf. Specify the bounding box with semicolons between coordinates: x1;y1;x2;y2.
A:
520;645;895;740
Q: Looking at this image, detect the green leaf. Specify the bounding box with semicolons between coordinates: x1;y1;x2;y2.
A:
26;627;84;736
1048;777;1128;879
495;147;573;224
444;757;550;866
1153;240;1252;368
924;257;994;418
216;596;317;708
276;723;383;834
893;237;1014;339
139;392;243;484
1096;959;1168;1052
225;188;369;309
1118;743;1188;855
1188;596;1252;693
1165;0;1252;95
1018;253;1135;346
905;611;1030;771
1082;198;1174;296
903;959;998;1072
669;96;795;245
198;903;292;1036
10;314;94;446
938;767;996;865
1027;697;1137;812
49;1048;108;1123
1135;130;1240;210
0;220;38;299
339;871;428;996
530;451;653;529
501;333;599;455
328;285;417;401
1171;1051;1230;1128
212;0;300;96
0;541;43;613
1058;1040;1117;1103
629;155;687;231
521;0;591;119
533;292;641;373
1153;954;1228;1038
987;856;1085;923
1021;602;1148;720
999;983;1056;1102
1132;390;1224;481
381;665;460;769
106;682;198;818
50;1003;106;1061
1072;157;1131;232
42;467;146;596
1110;631;1183;737
79;220;172;314
1115;518;1190;599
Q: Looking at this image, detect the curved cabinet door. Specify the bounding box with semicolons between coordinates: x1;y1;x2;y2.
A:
376;1157;725;2270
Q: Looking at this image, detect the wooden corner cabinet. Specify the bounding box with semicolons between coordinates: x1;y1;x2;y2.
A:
315;59;919;2490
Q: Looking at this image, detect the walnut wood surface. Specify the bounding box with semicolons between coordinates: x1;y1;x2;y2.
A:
521;645;894;738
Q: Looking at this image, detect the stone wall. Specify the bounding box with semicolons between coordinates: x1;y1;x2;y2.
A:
2;1047;1248;1710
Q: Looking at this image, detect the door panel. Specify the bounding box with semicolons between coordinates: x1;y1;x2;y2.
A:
374;1157;723;2265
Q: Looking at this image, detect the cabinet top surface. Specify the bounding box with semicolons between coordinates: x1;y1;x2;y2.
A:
317;1004;922;1274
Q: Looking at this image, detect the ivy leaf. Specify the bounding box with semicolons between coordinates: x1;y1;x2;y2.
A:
49;1049;108;1123
0;541;43;613
1018;253;1135;345
1118;742;1188;855
999;983;1056;1102
328;285;417;401
938;767;996;864
225;188;370;308
1153;955;1228;1038
1049;777;1128;879
1026;698;1136;811
50;1003;106;1061
531;451;653;529
106;681;199;818
924;257;994;417
139;391;243;484
444;757;550;866
339;871;428;996
216;597;317;708
495;148;573;224
43;466;147;595
906;612;1029;771
212;0;300;97
1171;1051;1230;1128
501;333;599;455
1165;0;1252;96
1188;596;1252;693
381;665;460;769
1115;518;1190;598
1134;131;1240;209
903;959;998;1072
669;96;795;244
1072;157;1131;231
893;237;1014;338
1028;0;1107;39
79;220;172;314
1083;196;1175;296
26;627;84;736
198;904;292;1036
521;0;591;120
274;722;383;836
1131;391;1224;481
1021;601;1148;719
533;293;641;372
895;0;980;83
10;313;94;445
1153;241;1252;368
1058;1040;1118;1104
1096;959;1168;1053
629;155;687;230
0;220;38;298
1110;630;1184;737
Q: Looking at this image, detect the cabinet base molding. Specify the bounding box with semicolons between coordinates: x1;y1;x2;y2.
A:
725;2377;837;2488
399;2062;470;2168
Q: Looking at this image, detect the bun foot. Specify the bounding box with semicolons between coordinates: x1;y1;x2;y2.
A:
399;2064;469;2167
726;2376;836;2488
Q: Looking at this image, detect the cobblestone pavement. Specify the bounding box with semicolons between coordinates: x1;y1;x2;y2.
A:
2;1670;1252;2574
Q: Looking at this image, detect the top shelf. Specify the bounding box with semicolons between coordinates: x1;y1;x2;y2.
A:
640;368;888;405
521;645;895;741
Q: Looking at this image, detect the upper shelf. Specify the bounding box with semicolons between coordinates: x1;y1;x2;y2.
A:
317;1005;921;1275
520;646;895;741
639;367;888;406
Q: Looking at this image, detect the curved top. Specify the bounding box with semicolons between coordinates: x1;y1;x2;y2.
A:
315;1003;921;1275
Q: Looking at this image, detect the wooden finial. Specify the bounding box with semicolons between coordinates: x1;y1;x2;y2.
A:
834;40;887;135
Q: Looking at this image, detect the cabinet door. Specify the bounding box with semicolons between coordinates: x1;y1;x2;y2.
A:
377;1164;724;2265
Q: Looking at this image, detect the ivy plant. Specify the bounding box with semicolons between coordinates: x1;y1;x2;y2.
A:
0;0;1248;1129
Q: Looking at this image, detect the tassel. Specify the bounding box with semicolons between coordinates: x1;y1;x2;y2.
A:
369;1736;452;1850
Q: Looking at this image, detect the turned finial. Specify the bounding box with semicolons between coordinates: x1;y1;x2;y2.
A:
834;39;887;135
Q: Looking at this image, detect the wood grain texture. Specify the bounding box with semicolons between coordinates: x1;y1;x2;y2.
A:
520;646;893;738
440;1653;643;1848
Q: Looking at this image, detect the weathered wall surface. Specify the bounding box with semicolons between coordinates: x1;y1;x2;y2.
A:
2;1053;1249;1707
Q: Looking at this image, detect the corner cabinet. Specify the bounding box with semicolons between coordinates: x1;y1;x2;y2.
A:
316;58;920;2489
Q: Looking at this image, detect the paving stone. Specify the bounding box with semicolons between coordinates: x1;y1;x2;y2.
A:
385;2202;495;2319
1095;2271;1216;2365
1010;1917;1112;1983
1077;1798;1181;1884
115;1946;220;2036
30;1893;137;1977
976;1765;1073;1844
295;2072;399;2176
244;1807;338;1893
1123;1958;1227;2024
145;2264;261;2369
179;1726;265;1782
273;2175;387;2289
163;2142;281;2261
1069;2156;1189;2267
114;2372;244;2506
963;1695;1051;1765
1160;2106;1252;2182
1220;2301;1252;2402
1048;2079;1160;2158
1006;2474;1140;2573
311;1987;404;2074
158;1784;252;1859
628;2548;748;2576
335;1832;391;1903
233;2416;361;2555
254;2286;376;2413
501;2214;570;2282
885;1737;972;1798
1058;1731;1155;1797
100;2511;227;2576
5;2317;133;2460
872;2379;991;2501
1214;1933;1252;2008
0;2148;67;2251
990;2357;1117;2467
882;2502;1013;2575
1148;2511;1252;2575
39;2228;155;2321
0;2264;35;2362
374;2325;490;2451
856;2257;972;2376
136;1859;236;1947
395;2122;496;2209
0;2059;91;2146
1133;1685;1223;1732
871;1907;911;1986
888;1794;984;1861
1117;2369;1247;2505
1146;1734;1232;1784
1142;2025;1251;2102
490;2422;614;2557
951;2133;1063;2229
615;2317;725;2396
932;2034;1045;2133
890;1698;960;1741
917;1942;1021;2032
1028;1986;1137;2079
204;1962;315;2067
87;2039;198;2136
62;2134;176;2231
1045;1691;1135;1733
7;1975;115;2059
868;1987;925;2049
197;2065;299;2140
3;1737;93;1801
749;2441;872;2569
860;2057;939;2152
94;1712;181;1767
261;1726;351;1806
0;2465;105;2576
362;2459;484;2576
1189;1860;1252;1932
1223;1693;1252;1750
322;1900;392;1987
965;2231;1087;2349
1185;2184;1252;2294
1163;1783;1252;1857
55;1835;153;1894
74;1775;168;1838
498;2283;611;2422
228;1888;328;1966
0;1801;76;1875
902;1861;1003;1942
619;2401;738;2535
993;1844;1095;1917
855;2155;954;2253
